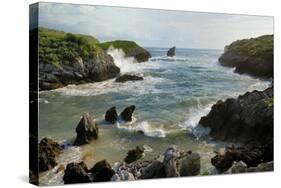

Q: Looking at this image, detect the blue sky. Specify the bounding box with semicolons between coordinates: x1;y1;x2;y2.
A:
37;2;273;49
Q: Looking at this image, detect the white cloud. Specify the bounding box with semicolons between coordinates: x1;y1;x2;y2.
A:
38;2;273;49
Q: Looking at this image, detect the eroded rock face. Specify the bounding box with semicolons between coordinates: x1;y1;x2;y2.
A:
120;105;136;122
90;160;115;182
74;113;99;146
63;162;91;184
105;107;118;123
167;47;176;57
39;138;62;172
115;74;144;83
124;146;144;164
126;47;151;62
199;87;273;144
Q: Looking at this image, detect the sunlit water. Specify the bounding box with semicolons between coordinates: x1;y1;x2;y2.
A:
39;47;270;185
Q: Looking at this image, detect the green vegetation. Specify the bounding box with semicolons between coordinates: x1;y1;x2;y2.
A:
38;27;102;67
226;35;273;60
97;40;141;54
263;97;273;107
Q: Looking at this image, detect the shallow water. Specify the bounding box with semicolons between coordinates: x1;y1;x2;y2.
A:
39;47;270;185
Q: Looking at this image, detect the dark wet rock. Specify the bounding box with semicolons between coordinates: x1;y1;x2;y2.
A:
179;151;201;176
90;160;115;182
199;87;273;144
74;113;99;146
211;144;272;173
105;107;118;123
219;35;273;78
139;160;166;179
120;105;136;122
167;46;176;57
115;74;144;83
38;138;62;172
124;146;144;164
63;162;91;184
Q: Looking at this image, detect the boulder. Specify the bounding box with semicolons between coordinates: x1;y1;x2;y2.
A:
74;113;99;146
179;151;201;176
227;161;247;174
139;160;166;179
167;47;176;57
163;146;180;177
120;105;136;122
63;162;91;184
90;160;115;182
248;161;273;172
124;146;144;164
105;107;118;123
199;87;273;144
39;137;62;172
115;74;144;83
219;35;273;78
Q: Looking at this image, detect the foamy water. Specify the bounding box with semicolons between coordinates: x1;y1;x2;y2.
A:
39;47;270;185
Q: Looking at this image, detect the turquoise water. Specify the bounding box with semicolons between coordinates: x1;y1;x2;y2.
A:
39;47;270;185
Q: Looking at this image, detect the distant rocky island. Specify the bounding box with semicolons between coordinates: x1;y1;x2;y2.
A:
34;27;151;91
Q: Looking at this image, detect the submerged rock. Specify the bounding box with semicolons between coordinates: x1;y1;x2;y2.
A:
74;113;99;146
219;35;273;78
167;46;176;57
90;160;115;182
115;74;144;83
120;105;136;122
179;151;201;176
124;146;144;164
63;162;91;184
105;107;118;123
39;137;62;172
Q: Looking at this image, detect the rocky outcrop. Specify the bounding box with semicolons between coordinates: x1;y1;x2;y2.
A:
36;28;120;91
211;144;273;173
115;74;144;83
98;40;151;62
90;160;115;182
199;87;273;144
105;107;118;123
39;137;62;172
219;35;273;78
120;105;136;122
74;113;99;146
124;146;144;164
63;162;91;184
167;46;176;57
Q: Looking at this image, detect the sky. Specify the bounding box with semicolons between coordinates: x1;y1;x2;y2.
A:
35;2;274;49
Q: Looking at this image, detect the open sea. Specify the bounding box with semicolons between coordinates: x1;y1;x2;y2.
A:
38;47;270;185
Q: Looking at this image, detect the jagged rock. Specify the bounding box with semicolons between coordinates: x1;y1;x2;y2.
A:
120;105;135;122
105;107;118;123
248;161;273;172
199;87;273;144
63;162;91;184
115;74;144;83
90;160;115;182
227;161;248;174
179;151;201;176
167;47;176;57
39;137;62;172
74;113;99;146
124;146;144;164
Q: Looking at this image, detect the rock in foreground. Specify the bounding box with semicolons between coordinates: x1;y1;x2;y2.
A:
63;162;91;184
105;107;118;123
74;113;99;146
219;35;273;78
199;87;273;144
39;137;62;172
167;46;176;57
120;105;136;122
124;146;144;164
115;74;144;83
90;160;115;182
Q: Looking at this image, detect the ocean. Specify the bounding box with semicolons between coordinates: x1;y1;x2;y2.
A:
38;47;270;185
